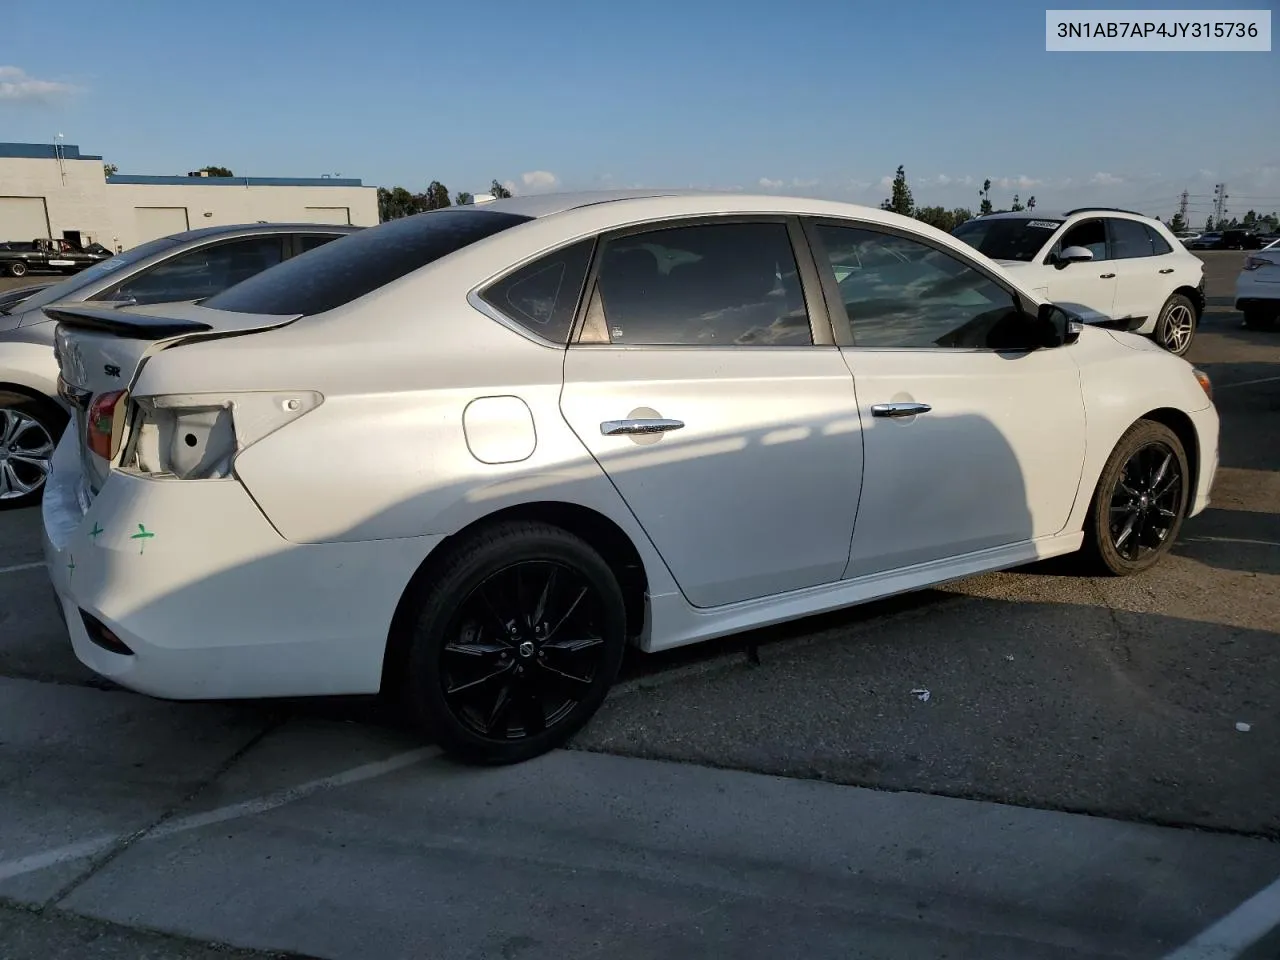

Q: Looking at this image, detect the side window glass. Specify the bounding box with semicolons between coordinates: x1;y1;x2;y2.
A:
814;224;1025;349
298;234;342;254
98;237;285;305
1110;219;1156;259
480;238;594;344
591;222;811;346
1057;219;1108;261
1144;223;1173;255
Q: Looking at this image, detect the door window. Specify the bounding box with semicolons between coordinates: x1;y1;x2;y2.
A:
1143;223;1173;255
1109;218;1158;259
481;238;594;343
586;221;812;346
297;233;344;254
1055;219;1109;260
813;224;1026;349
97;237;286;305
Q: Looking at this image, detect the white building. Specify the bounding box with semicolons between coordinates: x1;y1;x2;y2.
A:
0;142;379;251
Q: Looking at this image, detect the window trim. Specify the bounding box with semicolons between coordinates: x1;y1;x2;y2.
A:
567;214;838;349
802;215;1038;353
466;234;600;349
89;234;290;303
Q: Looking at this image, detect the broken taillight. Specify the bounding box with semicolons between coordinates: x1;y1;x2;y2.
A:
86;390;127;461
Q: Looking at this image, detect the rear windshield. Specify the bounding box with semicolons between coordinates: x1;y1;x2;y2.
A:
204;209;532;316
18;236;183;312
951;217;1063;262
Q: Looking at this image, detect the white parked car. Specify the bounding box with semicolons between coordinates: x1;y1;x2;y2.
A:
952;209;1205;356
1236;238;1280;330
41;191;1219;764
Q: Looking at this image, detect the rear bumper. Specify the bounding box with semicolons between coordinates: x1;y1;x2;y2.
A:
41;431;440;700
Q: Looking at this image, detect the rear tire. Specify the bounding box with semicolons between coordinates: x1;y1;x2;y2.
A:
402;521;627;765
1153;294;1197;356
0;391;67;509
7;261;28;278
1080;420;1190;577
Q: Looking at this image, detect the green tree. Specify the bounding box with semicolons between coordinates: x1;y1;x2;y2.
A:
103;162;118;177
1010;194;1024;212
951;207;974;227
454;191;474;205
420;180;451;210
1205;216;1214;232
880;165;914;216
978;178;993;216
490;179;513;199
1169;212;1186;233
377;186;420;221
1027;195;1036;211
914;206;954;231
1242;210;1257;228
198;165;234;177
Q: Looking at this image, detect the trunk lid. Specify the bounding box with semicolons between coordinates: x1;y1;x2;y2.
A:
45;300;299;494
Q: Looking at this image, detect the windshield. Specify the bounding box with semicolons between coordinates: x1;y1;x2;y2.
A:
15;236;183;314
951;218;1063;262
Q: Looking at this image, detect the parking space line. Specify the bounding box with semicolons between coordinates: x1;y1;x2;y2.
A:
1216;375;1280;391
1163;872;1280;960
0;561;45;576
0;746;440;885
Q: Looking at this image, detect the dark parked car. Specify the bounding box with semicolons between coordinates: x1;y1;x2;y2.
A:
0;238;112;277
0;221;361;506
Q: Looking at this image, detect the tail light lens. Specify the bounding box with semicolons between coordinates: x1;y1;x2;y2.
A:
86;390;127;461
1242;256;1270;271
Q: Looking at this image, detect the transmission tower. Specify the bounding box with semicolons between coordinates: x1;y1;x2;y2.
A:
1213;183;1228;227
1177;190;1189;223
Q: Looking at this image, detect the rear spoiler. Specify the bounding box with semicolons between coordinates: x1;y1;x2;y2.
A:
42;304;213;339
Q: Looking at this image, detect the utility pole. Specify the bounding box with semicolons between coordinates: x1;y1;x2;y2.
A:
1178;190;1189;224
1213;183;1228;228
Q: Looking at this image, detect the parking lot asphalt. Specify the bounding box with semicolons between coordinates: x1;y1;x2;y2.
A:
1;251;1277;958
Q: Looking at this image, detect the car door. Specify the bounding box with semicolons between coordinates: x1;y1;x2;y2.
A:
559;217;864;609
90;236;287;305
1105;217;1166;322
1044;218;1117;322
804;219;1087;578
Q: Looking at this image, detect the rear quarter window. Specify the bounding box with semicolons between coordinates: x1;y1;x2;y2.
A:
204;209;532;316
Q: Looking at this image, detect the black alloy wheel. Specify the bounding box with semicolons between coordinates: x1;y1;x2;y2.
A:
1083;420;1189;575
404;521;627;764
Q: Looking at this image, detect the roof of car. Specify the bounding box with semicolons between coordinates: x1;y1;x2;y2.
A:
470;189;735;218
165;222;364;243
975;208;1152;222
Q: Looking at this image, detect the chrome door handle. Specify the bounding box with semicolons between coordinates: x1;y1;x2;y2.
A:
600;418;685;436
871;402;931;419
1099;273;1116;279
1158;268;1174;274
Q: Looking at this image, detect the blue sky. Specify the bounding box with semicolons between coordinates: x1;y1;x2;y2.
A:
3;0;1277;220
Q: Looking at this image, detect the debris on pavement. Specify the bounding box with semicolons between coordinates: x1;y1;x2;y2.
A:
1236;722;1252;733
911;688;931;702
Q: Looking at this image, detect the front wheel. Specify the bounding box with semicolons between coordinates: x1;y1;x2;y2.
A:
1081;420;1190;576
403;521;627;765
7;261;28;278
0;391;66;509
1153;294;1197;356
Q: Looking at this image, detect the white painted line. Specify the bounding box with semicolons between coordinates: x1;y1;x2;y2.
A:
0;746;440;884
1216;375;1280;391
0;561;45;576
1163;871;1280;960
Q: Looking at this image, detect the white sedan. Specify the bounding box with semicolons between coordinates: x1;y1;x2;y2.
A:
1236;238;1280;330
41;191;1219;764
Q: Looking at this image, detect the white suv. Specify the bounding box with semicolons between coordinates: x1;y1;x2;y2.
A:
952;209;1205;356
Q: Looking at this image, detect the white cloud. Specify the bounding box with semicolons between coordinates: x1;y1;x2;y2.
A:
1089;171;1123;186
0;65;80;102
758;177;785;189
520;170;559;191
879;175;895;189
758;177;818;191
502;179;517;195
995;175;1042;190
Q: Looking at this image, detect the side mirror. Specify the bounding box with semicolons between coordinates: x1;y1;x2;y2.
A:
1054;245;1095;268
1037;302;1082;347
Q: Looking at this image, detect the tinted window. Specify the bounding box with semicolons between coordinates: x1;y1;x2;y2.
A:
17;236;182;312
205;209;531;316
1056;219;1108;260
590;222;811;346
95;237;285;305
1109;218;1156;259
480;238;594;344
951;217;1063;262
815;224;1026;349
298;233;344;253
1144;224;1173;255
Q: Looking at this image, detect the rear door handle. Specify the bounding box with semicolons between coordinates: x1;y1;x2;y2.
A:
871;402;932;419
600;418;685;436
1159;268;1175;274
1099;273;1116;279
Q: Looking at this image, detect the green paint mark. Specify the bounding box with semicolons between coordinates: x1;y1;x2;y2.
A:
67;554;75;578
130;523;155;555
89;522;103;542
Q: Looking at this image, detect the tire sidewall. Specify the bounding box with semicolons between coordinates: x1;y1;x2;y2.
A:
0;390;67;509
1088;421;1190;576
8;262;28;278
405;523;627;765
1156;294;1196;356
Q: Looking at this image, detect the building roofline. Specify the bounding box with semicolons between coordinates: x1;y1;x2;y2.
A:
0;142;102;161
106;174;366;188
